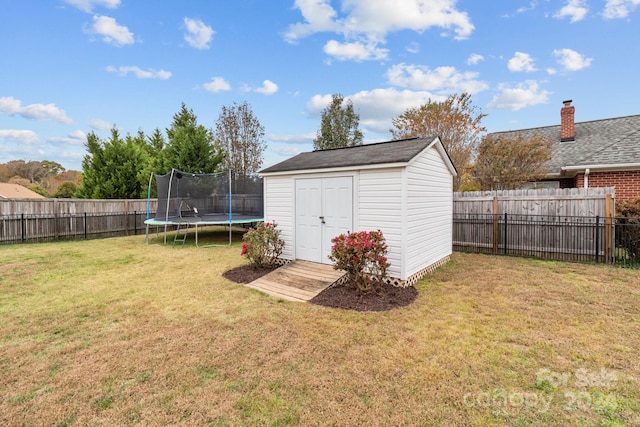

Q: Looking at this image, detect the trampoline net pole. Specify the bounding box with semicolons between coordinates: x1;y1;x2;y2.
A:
229;169;233;245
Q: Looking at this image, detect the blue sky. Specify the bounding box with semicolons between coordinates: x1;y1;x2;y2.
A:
1;0;639;172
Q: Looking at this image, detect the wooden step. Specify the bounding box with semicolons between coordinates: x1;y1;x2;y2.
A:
245;261;344;302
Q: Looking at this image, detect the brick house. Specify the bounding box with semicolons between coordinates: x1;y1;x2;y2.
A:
488;101;640;201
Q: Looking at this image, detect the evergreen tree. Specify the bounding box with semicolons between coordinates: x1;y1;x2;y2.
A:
165;103;224;173
313;94;363;150
77;128;149;199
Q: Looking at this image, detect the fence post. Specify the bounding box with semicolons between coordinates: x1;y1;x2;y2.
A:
134;211;137;235
595;215;600;264
492;197;499;253
21;213;25;243
503;212;508;255
605;194;613;263
84;212;87;240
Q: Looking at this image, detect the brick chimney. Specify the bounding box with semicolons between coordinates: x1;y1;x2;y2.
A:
560;99;575;142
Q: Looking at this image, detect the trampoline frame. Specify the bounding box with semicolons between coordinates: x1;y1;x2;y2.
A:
144;169;264;247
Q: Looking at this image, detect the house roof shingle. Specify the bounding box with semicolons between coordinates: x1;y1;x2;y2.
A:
489;114;640;174
260;137;441;174
0;183;45;199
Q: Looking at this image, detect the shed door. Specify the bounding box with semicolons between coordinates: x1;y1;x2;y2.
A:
295;177;353;264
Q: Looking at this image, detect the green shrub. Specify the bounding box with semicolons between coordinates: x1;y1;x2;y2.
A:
615;198;640;265
241;222;284;269
329;230;391;295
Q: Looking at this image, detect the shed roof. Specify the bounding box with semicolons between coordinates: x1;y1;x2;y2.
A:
488;114;640;174
260;136;452;174
0;183;45;199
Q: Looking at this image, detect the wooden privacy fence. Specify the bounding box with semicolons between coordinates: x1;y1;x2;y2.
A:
0;198;158;244
454;187;615;217
453;188;618;264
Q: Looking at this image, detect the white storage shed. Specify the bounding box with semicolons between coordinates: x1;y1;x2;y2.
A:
259;137;457;286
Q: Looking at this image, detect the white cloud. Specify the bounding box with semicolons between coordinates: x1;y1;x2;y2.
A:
488;80;551;111
63;0;120;13
88;15;134;46
603;0;640;18
546;68;558;75
554;0;589;22
48;130;87;145
284;0;341;41
508;52;537;72
268;133;316;145
323;39;389;61
553;48;593;71
307;88;447;133
90;118;113;130
0;96;73;124
406;42;420;54
0;130;40;144
183;17;214;49
467;53;484;65
106;65;172;79
202;77;231;93
285;0;474;61
386;63;489;94
255;80;279;95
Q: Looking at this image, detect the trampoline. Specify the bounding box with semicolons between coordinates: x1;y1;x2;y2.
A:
144;169;264;246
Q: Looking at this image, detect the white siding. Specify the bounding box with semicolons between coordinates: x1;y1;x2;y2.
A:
405;146;453;277
262;139;454;281
263;176;295;261
357;168;404;279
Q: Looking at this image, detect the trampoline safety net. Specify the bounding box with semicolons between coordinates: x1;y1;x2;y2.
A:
151;169;264;223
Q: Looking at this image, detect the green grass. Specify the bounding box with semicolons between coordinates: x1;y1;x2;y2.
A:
1;231;640;426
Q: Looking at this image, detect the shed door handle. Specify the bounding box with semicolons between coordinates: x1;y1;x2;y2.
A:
319;216;325;224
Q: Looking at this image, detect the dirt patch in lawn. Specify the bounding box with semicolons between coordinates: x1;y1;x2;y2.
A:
222;264;277;284
224;265;417;311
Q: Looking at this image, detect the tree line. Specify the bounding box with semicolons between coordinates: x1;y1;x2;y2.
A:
2;94;551;199
2;101;266;199
314;92;552;191
78;101;266;199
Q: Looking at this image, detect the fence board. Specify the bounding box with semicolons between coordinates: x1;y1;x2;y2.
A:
0;198;157;244
454;187;615;217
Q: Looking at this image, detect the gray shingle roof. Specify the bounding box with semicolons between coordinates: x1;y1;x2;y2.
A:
260;137;439;174
488;114;640;174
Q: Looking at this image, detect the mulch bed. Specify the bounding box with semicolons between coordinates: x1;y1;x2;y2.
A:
223;264;418;312
310;283;418;312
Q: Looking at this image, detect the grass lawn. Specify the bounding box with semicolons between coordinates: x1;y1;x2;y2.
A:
1;230;640;426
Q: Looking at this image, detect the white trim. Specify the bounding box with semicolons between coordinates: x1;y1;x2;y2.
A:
260;162;409;177
561;163;640;172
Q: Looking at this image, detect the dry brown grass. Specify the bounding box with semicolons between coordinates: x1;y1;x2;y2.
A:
1;232;639;426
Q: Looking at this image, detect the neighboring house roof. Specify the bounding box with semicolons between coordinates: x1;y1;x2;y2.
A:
489;114;640;177
0;183;45;199
260;136;457;175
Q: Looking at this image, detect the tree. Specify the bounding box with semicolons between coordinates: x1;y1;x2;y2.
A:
213;101;266;174
313;94;363;150
146;127;167;174
54;181;78;198
473;132;552;190
77;129;149;199
390;93;486;190
165;103;224;173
